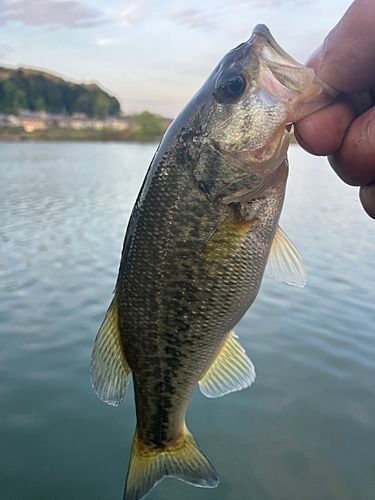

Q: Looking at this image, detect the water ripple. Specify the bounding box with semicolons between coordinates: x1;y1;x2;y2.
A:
0;143;374;500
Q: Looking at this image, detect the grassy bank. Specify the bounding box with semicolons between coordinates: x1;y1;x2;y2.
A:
0;127;165;142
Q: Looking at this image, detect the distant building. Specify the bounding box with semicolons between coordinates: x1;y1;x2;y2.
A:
106;118;128;131
0;114;9;127
7;115;21;127
8;111;49;132
0;110;131;133
0;110;168;142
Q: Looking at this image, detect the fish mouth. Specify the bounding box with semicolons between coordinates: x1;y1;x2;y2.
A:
251;24;304;71
249;24;338;122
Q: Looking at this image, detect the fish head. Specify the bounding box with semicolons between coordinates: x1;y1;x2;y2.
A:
200;24;336;180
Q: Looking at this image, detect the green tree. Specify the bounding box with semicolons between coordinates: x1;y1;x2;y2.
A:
75;93;91;115
34;96;45;111
0;67;121;116
0;80;27;113
93;94;111;118
135;111;164;141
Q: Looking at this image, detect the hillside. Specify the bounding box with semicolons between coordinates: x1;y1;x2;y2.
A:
0;67;121;118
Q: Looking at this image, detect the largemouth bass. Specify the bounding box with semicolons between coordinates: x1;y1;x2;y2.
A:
91;25;335;500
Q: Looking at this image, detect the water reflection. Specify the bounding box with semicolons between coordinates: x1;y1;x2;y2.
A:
0;142;374;500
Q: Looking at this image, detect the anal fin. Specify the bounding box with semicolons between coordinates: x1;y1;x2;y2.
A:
199;331;256;398
90;294;131;406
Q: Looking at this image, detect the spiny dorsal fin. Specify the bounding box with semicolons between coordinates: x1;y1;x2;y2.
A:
90;295;131;406
266;225;307;287
199;331;256;398
124;427;218;500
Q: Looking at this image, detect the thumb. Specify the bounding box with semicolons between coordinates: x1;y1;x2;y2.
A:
314;0;375;92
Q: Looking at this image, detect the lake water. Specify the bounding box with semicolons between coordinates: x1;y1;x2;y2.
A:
0;142;374;500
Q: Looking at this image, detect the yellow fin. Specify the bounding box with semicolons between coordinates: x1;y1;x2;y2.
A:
199;331;256;398
124;427;218;500
266;225;307;287
202;213;257;275
90;295;131;406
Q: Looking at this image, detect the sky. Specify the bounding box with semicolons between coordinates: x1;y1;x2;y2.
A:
0;0;354;117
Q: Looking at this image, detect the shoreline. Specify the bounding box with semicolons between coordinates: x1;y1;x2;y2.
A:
0;135;163;143
0;126;167;143
0;129;298;143
0;111;172;143
0;138;160;145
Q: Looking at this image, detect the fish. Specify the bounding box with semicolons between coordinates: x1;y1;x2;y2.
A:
90;24;336;500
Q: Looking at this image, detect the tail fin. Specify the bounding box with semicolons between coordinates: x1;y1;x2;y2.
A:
124;427;219;500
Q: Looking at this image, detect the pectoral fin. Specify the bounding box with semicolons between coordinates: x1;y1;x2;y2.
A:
266;225;307;287
199;331;256;398
90;295;131;406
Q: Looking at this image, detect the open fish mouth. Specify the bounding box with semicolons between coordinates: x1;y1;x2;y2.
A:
251;24;306;70
249;24;338;122
208;25;338;179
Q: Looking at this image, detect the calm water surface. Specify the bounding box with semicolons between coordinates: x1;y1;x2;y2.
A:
0;142;374;500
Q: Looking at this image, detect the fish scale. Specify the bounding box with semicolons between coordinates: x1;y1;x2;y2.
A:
90;24;335;500
121;151;285;443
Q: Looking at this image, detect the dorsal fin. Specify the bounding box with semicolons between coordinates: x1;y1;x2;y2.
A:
199;331;256;398
90;295;131;406
266;225;307;287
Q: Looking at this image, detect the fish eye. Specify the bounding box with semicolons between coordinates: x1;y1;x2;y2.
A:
214;70;247;104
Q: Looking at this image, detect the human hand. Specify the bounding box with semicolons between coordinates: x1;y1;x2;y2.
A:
294;0;375;219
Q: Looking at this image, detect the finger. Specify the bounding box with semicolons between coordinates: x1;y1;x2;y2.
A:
305;44;323;73
328;106;375;186
308;0;375;92
294;101;355;155
359;183;375;219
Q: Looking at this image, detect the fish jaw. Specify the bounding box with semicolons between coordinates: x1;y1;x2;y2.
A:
200;24;338;189
217;24;338;177
251;23;338;122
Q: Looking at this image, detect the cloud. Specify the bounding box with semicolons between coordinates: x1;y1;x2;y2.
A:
218;0;312;7
119;4;139;26
168;0;313;31
169;8;217;30
0;0;106;28
104;1;144;27
95;37;118;47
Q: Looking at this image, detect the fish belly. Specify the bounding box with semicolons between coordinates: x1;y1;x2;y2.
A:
117;157;287;447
